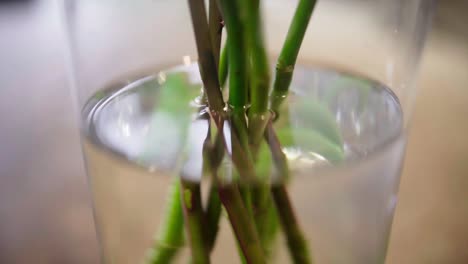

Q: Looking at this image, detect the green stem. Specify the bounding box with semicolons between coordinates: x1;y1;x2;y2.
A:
224;2;276;259
209;112;257;184
240;1;276;253
187;0;225;112
264;122;289;180
209;122;264;263
205;183;222;251
272;185;312;264
241;0;271;151
217;0;257;185
216;118;256;182
271;0;317;112
229;108;254;176
218;184;266;264
229;109;256;227
218;0;248;108
265;122;312;263
146;179;184;264
251;187;279;258
242;0;270;115
239;184;254;218
181;180;211;264
205;118;263;262
209;0;223;69
218;41;229;89
203;120;223;252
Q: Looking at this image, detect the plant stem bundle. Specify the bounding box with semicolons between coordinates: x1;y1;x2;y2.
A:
148;0;318;263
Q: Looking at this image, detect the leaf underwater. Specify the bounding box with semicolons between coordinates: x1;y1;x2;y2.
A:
291;99;344;150
252;99;346;181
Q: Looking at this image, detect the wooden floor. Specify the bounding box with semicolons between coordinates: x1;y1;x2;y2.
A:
0;1;467;263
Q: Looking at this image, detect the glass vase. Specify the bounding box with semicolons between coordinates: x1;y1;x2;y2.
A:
62;0;434;263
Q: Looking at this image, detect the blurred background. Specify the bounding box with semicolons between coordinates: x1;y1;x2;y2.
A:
0;0;467;263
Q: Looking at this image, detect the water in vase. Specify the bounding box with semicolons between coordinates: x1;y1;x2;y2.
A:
82;63;405;264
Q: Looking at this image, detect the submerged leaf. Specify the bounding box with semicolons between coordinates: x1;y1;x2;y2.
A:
291;99;344;149
276;128;344;163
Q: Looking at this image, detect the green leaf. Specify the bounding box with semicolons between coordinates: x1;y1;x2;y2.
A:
156;71;201;119
292;99;344;149
146;180;184;264
254;141;273;180
324;76;372;113
276;128;344;163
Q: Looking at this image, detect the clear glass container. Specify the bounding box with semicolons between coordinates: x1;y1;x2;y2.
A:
62;0;434;263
